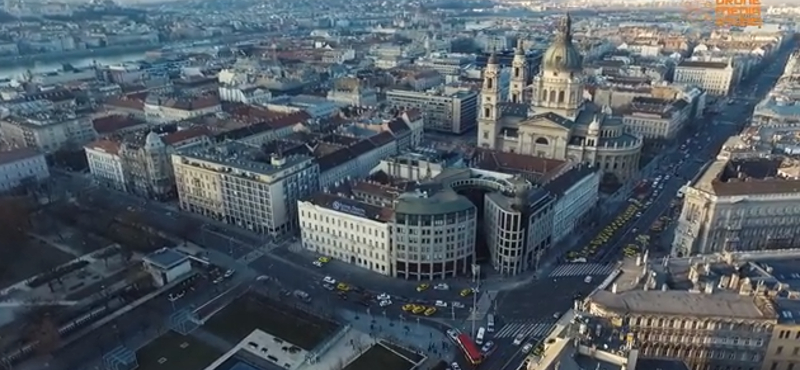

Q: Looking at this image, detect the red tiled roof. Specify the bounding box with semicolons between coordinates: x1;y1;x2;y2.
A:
106;97;145;110
266;111;312;129
84;139;121;155
92;115;146;135
162;126;212;145
0;147;41;165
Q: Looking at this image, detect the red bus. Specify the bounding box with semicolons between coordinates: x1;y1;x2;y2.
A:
456;333;482;365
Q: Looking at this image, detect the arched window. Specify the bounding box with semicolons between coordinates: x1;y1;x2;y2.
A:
514;67;520;78
549;90;556;102
486;78;493;89
535;137;549;145
541;89;548;101
484;108;491;118
558;91;565;103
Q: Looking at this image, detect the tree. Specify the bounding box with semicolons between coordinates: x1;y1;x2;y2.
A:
20;306;61;358
0;196;34;283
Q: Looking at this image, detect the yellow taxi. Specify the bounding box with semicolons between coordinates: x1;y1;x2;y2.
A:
460;288;473;297
416;283;430;292
402;304;415;312
424;307;437;316
336;282;350;291
318;256;331;263
412;305;426;314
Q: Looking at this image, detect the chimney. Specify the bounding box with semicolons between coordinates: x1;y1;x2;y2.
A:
612;283;618;294
704;282;714;294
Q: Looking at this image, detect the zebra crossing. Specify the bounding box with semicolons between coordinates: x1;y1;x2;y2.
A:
549;263;615;277
494;320;555;339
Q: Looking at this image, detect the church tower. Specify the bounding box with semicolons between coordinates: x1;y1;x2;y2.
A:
509;39;527;104
477;51;501;149
530;13;585;119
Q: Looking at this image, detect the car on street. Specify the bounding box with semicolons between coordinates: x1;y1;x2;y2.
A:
417;283;430;292
337;282;350;291
450;363;461;370
513;333;526;345
379;299;392;307
459;288;473;297
318;256;331;263
213;276;223;284
323;284;334;291
522;343;533;353
451;302;465;309
435;300;448;307
323;276;336;285
312;261;323;267
434;283;449;290
377;293;390;301
224;269;235;278
481;341;495;355
424;307;437;316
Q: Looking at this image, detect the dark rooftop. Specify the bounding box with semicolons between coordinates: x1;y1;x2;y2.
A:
470;148;568;184
711;158;800;196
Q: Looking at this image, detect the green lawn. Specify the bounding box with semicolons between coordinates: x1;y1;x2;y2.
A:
204;293;339;350
136;331;222;370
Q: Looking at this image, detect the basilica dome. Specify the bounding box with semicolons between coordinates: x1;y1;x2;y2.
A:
542;14;583;73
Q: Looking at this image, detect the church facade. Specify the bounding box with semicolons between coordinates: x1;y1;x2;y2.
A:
476;15;643;182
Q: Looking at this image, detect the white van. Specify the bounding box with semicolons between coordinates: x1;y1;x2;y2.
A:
584;275;592;284
476;327;486;345
487;314;495;333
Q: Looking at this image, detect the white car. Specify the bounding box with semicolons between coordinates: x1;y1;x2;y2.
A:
521;343;533;353
379;300;392;307
377;293;390;301
481;341;494;354
435;300;448;308
450;363;461;370
323;276;336;285
451;302;465;309
312;261;323;267
434;283;449;290
513;333;525;345
552;312;560;319
224;269;235;278
256;275;270;281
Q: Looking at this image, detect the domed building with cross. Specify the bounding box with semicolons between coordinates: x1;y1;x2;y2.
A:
476;14;643;182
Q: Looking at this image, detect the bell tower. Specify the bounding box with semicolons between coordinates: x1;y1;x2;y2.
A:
510;39;527;104
478;51;501;149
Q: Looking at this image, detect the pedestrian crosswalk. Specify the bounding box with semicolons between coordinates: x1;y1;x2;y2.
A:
494;320;555;339
549;263;614;277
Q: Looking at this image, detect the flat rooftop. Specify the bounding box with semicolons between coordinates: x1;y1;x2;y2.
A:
143;248;189;270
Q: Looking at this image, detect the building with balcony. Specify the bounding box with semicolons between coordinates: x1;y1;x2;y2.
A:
621;97;691;140
673;60;736;97
385;88;478;134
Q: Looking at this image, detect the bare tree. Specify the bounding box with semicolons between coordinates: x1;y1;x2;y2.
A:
21;306;61;358
0;196;33;283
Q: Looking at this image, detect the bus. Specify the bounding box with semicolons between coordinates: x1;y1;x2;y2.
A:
476;327;486;344
487;314;495;333
455;333;482;365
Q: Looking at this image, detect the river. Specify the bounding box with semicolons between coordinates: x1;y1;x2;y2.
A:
0;51;149;80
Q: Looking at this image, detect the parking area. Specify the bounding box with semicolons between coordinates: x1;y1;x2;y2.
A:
343;344;415;370
204;292;340;350
136;331;222;370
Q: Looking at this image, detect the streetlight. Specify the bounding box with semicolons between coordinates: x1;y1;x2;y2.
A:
470;264;480;337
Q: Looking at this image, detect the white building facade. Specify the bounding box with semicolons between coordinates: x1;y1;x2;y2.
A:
0;148;49;192
84;141;126;191
298;197;393;276
548;166;600;244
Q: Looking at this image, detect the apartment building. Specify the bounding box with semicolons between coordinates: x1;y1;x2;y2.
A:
326;78;378;107
218;84;272;105
143;93;222;124
85;126;212;198
672;157;800;257
543;164;600;244
0;148;49;193
762;299;800;370
385;88;477;134
0;110;96;153
621;97;691;140
173;141;319;235
673;60;736;97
